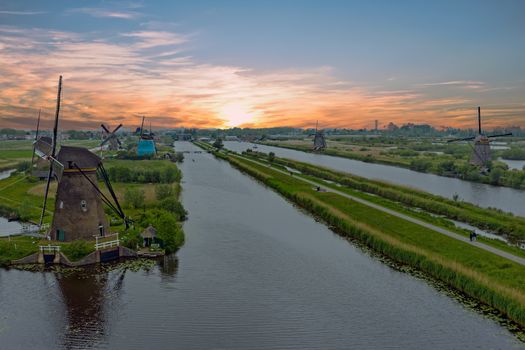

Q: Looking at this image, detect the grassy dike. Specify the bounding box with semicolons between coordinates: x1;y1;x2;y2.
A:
247;149;525;244
194;141;525;328
242;152;525;260
260;141;411;168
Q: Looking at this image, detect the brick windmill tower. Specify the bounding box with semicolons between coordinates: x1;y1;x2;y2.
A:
35;76;128;241
313;120;327;151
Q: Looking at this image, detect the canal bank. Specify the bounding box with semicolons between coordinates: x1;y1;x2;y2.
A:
0;141;523;349
223;141;525;217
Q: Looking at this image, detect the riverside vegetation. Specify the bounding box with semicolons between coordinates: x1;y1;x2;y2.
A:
262;138;525;189
0;147;186;266
194;141;525;328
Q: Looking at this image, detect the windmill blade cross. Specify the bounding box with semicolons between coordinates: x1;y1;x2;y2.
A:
487;133;513;138
447;136;476;143
100;136;112;146
40;75;62;228
113;123;123;133
101;124;111;134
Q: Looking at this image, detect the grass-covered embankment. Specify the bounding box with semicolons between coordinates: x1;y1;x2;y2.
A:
240;151;525;260
196;142;525;327
262;140;410;167
243;150;525;245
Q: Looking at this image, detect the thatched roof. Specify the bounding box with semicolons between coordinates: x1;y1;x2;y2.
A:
57;146;101;169
140;225;157;238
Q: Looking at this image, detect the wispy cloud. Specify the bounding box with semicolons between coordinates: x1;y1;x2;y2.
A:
419;80;486;89
67;7;140;20
122;31;187;48
0;10;47;15
0;25;523;130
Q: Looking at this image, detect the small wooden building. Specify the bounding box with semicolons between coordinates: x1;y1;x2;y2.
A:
140;225;157;247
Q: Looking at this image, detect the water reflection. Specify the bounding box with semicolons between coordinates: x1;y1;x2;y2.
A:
54;258;179;348
55;270;112;349
158;254;179;282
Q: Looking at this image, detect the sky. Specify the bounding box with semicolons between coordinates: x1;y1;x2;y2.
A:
0;0;524;130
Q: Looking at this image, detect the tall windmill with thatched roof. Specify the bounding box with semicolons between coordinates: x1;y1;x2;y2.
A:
35;76;128;242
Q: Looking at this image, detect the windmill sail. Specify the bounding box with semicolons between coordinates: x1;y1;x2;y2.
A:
100;123;123;150
34;137;53;158
39;76;62;228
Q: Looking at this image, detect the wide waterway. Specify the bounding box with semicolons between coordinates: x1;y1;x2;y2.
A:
223;141;525;217
0;142;522;349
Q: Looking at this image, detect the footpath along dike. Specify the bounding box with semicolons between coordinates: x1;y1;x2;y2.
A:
194;141;525;328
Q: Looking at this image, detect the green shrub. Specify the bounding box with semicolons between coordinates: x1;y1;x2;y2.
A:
155;184;174;200
16;161;31;173
61;240;92;261
124;188;145;209
159;197;187;220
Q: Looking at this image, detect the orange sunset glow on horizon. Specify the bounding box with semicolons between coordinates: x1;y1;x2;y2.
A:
1;2;524;131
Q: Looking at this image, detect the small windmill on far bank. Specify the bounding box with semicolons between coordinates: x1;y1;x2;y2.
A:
100;123;123;151
313;120;327;151
447;107;512;167
136;116;156;157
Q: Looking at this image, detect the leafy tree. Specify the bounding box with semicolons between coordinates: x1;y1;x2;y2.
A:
409;159;432;172
437;160;456;175
18;198;32;221
213;138;224;150
155;184;174;200
489;167;504;185
159;197;187;220
16;161;31;173
174;152;184;162
150;210;184;253
124;188;145;209
268;152;275;163
501;147;525;160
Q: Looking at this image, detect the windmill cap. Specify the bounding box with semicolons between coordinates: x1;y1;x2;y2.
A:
57;146;101;169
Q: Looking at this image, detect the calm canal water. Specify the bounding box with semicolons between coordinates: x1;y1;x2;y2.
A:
223;141;525;217
0;169;39;237
0;217;39;237
0;142;522;349
499;158;525;171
